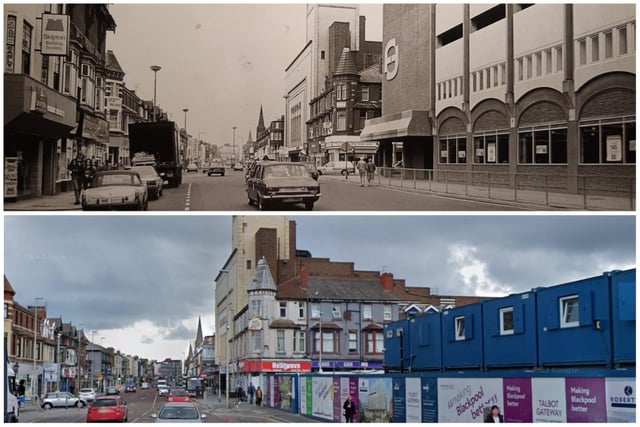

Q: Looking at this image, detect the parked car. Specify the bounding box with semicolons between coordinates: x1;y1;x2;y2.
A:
167;389;190;403
81;170;148;211
186;163;198;172
233;162;244;171
86;396;128;423
151;402;207;423
158;385;170;396
129;165;163;199
207;160;226;176
141;382;150;390
246;162;321;210
106;386;120;396
41;392;87;409
124;383;137;393
317;160;355;176
79;388;97;402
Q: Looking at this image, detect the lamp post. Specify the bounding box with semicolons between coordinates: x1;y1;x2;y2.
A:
182;108;189;131
318;312;323;373
32;297;45;404
77;323;85;391
232;126;237;162
150;65;162;121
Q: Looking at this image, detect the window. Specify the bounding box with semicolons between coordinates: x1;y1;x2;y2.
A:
471;4;506;32
604;31;613;59
293;331;305;353
311;303;320;319
365;332;384;354
580;118;635;164
362;304;372;320
383;305;392;321
22;21;33;75
517;58;524;81
41;55;49;85
535;52;542;77
5;15;16;73
519;127;567;164
251;300;262;317
314;331;336;353
348;332;358;353
474;132;509;164
298;302;305;319
336;84;348;101
591;35;600;62
276;330;285;352
560;295;579;328
279;302;287;318
332;304;341;318
254;330;262;351
500;307;514;335
4;303;8;319
337;111;347;131
455;316;465;341
440;136;467;164
578;39;587;65
437;24;463;47
361;86;369;101
320;50;325;60
545;49;552;74
556;46;563;72
619;26;628;55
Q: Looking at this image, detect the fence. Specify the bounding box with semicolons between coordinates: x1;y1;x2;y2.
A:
375;168;635;210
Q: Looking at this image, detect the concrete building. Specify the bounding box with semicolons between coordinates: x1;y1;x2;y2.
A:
361;3;635;191
158;358;182;382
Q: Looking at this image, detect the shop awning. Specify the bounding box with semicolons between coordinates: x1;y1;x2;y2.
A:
360;109;432;141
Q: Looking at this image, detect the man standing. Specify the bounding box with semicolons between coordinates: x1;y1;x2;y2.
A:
366;158;376;187
255;386;262;407
356;157;367;187
67;154;84;205
343;395;356;423
247;383;255;405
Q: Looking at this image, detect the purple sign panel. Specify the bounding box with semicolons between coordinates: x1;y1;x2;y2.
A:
333;377;342;422
503;378;533;422
273;376;280;409
350;378;360;423
565;377;607;422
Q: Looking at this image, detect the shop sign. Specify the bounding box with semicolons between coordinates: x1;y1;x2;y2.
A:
248;317;263;331
606;135;623;162
41;14;70;56
535;145;548;154
30;87;48;114
384;38;399;80
43;363;60;382
4;157;19;198
6;15;16;72
81;114;109;144
242;360;312;373
107;96;122;109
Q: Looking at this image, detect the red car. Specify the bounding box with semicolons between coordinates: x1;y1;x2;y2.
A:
86;396;128;423
167;389;190;403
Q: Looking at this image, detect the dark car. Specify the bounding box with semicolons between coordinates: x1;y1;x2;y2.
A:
207;160;225;176
124;383;137;393
246;162;321;210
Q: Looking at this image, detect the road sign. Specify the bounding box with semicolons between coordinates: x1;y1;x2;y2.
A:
341;142;353;152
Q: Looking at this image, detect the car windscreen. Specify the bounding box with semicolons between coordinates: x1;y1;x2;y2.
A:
94;174;140;186
80;389;94;393
171;390;188;396
131;167;156;177
263;164;308;178
159;406;199;419
92;399;117;407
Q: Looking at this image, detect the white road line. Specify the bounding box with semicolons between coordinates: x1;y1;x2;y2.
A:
185;182;192;211
133;392;159;423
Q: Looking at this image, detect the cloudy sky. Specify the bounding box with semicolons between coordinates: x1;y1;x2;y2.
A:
106;4;382;147
4;215;634;361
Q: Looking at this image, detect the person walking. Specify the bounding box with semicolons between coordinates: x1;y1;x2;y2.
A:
484;405;504;423
356;157;367;187
247;383;256;405
343;395;356;423
366;158;376;186
255;386;263;407
67;155;85;205
83;158;96;190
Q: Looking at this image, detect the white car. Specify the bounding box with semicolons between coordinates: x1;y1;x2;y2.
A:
317;160;356;176
41;392;87;409
79;388;97;402
82;170;148;211
141;382;150;390
158;385;170;396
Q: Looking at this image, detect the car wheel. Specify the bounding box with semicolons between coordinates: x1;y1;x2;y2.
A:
248;196;254;206
341;170;348;176
43;403;52;409
305;201;315;210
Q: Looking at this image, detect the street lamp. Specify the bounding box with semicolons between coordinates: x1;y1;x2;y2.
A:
182;108;189;131
150;65;162;121
77;323;85;390
318;312;323;373
32;297;45;404
232;126;237;162
91;331;98;343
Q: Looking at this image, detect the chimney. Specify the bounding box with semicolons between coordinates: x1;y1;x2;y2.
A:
380;272;394;292
301;265;309;289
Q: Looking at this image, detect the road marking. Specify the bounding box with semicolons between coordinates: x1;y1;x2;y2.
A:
133;392;158;423
185;182;192;211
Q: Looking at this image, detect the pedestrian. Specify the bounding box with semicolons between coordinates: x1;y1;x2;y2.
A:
83;158;96;189
67;154;85;205
356;157;367;186
484;405;504;423
343;395;356;423
255;386;262;407
366;158;376;186
247;383;255;404
17;379;26;397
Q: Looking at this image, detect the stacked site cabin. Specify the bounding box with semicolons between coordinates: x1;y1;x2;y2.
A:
383;269;636;372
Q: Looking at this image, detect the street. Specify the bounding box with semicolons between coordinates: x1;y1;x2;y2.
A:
18;388;319;423
148;168;523;211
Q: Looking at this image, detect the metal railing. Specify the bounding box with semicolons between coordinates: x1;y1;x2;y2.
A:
375;167;635;210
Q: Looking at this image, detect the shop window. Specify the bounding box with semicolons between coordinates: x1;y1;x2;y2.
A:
22;21;33;75
474;132;509;164
276;330;285;352
578;39;587;65
560;295;579;328
601;123;624;163
455;316;465;341
550;128;568;164
458;138;467;163
604;31;613;59
619;27;628;55
365;331;384;354
279;302;287;318
534;128;550;163
519;127;568;164
500;307;515;335
591;35;600;62
580;125;600;163
348;332;358;353
447;138;457;163
624;122;635;163
474;137;485;163
518;132;533;164
580;119;635;164
439;140;448;163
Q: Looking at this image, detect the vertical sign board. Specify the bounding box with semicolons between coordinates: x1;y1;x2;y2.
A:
306;377;313;416
532;378;567;422
4;158;18;198
605;377;636;422
273;375;279;409
338;378;350;423
358;378;369;423
349;377;360;422
312;376;334;420
421;377;438;423
392;377;406;423
565;377;607;422
405;377;422;423
40;14;70;56
299;376;307;415
437;378;503;422
333;377;341;422
503;378;533;422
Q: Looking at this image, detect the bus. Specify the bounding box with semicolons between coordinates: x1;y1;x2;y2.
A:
186;378;204;399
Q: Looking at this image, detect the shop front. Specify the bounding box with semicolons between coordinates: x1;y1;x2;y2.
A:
239;359;311;390
4;74;77;201
321;136;379;164
75;111;109;164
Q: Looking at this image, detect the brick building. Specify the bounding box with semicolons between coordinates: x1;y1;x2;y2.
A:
361;4;635;193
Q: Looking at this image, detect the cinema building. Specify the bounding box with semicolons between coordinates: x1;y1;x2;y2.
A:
361;4;635;192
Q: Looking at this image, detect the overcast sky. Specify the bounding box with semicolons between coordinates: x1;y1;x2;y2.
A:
106;4;382;147
4;215;634;361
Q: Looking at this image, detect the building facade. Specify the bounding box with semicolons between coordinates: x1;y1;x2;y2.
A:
361;3;635;191
255;107;285;160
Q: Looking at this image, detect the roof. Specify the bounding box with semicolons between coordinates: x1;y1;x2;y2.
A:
285;40;313;72
4;276;15;296
310;322;343;330
362;322;384;330
359;63;382;83
307;277;399;302
248;258;277;293
105;50;125;75
334;48;359;76
269;319;302;329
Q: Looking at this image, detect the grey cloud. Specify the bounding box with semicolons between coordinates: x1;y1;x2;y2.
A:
140;336;154;344
160;324;195;341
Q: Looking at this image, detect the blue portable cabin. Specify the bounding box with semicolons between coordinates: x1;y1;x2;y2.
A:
441;303;483;369
408;312;442;371
608;269;636;365
482;289;538;369
383;320;410;371
537;272;612;366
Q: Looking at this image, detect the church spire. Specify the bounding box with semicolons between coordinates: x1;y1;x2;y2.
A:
256;105;266;137
195;316;203;347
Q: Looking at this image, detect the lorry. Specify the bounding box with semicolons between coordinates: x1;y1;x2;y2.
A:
4;341;19;422
128;121;182;188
